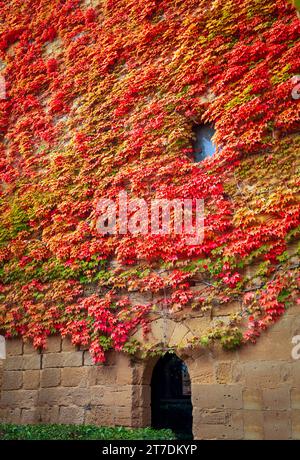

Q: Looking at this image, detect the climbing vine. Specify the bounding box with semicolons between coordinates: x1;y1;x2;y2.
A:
0;0;299;361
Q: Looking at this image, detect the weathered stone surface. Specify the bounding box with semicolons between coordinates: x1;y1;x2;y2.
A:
241;362;283;388
90;385;106;405
23;355;41;370
6;339;23;356
116;353;134;385
43;352;83;368
90;385;132;408
59;406;85;424
243;389;263;410
132;318;176;348
23;370;40;390
38;405;60;423
262;386;291;411
83;351;94;366
291;388;300;409
193;410;243;440
292;410;300;440
292;361;300;384
21;408;39;424
193;408;230;425
187;356;215;384
41;368;61;388
184;316;211;336
89;365;117;386
263;411;292;440
23;342;36;355
4;356;24;371
0;390;38;409
192;384;243;409
38;387;91;406
44;336;62;353
2;371;23;390
168;323;191;348
0;408;21;423
61;367;88;387
243;410;264;440
84;406;114;426
62;338;76;352
215;362;232;384
114;405;134;427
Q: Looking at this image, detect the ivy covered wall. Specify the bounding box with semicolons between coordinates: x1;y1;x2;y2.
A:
0;0;299;362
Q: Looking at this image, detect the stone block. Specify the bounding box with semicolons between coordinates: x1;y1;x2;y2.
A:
4;356;24;371
23;342;36;354
59;406;85;424
263;411;291;440
59;351;83;367
192;384;243;410
21;408;39;424
23;354;41;370
116;353;134;385
62;338;76;352
90;385;106;405
243;389;263;410
193;411;243;440
0;390;38;409
193;408;230;425
83;351;94;366
84;406;114;426
292;361;300;384
6;339;23;356
2;371;23;390
168;323;191;348
215;362;232;384
0;408;21;423
41;368;61;388
243;410;264;440
262;386;291;410
242;362;282;388
38;387;91;407
44;336;62;353
114;405;133;427
132;385;151;407
61;367;88;387
93;385;132;408
23;370;40;390
291;388;300;409
187;357;215;384
238;330;292;361
42;351;83;368
38;405;60;424
89;365;117;386
292;410;300;440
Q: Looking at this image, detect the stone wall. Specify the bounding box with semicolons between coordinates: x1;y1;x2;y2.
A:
185;304;300;439
0;337;146;427
0;304;299;439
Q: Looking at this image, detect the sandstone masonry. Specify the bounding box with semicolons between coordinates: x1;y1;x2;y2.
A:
0;304;299;439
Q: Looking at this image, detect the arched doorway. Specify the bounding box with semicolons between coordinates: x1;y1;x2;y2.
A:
151;353;193;439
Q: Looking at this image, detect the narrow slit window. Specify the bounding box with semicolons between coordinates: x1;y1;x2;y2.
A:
192;124;216;162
